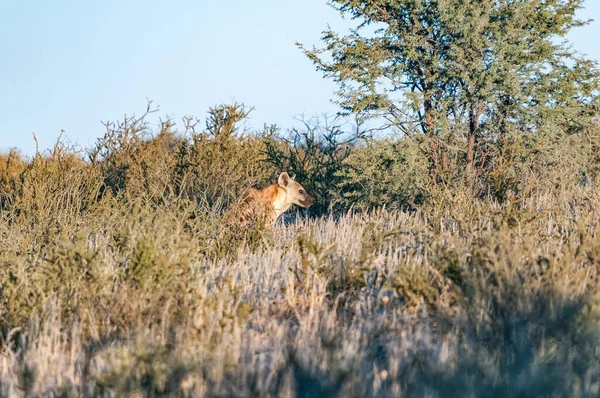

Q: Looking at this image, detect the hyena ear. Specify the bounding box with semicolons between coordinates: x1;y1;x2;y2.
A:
278;172;290;188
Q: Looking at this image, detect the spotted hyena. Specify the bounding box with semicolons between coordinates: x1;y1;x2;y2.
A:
229;172;315;227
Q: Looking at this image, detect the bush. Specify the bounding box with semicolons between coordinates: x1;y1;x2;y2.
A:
262;115;355;215
336;138;428;211
88;102;274;209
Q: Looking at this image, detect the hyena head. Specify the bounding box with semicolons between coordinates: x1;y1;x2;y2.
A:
278;172;315;208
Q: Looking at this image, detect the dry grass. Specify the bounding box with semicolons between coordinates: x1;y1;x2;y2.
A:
1;181;600;397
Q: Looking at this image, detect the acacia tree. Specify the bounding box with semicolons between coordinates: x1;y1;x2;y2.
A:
300;0;599;181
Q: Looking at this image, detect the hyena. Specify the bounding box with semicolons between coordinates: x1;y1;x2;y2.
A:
229;172;315;228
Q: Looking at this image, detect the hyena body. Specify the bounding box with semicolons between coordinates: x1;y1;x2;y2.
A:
229;172;315;228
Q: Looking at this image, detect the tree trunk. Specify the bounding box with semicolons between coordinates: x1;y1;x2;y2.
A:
499;95;511;147
424;97;446;181
423;98;435;135
466;129;476;174
466;102;482;176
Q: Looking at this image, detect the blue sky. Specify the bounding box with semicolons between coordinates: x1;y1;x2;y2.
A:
1;1;599;156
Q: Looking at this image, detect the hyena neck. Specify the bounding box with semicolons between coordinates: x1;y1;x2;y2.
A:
266;184;292;217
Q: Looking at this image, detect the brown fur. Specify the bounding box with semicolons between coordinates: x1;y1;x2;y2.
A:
228;172;315;227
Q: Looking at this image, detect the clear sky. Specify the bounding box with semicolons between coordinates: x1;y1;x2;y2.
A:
1;1;599;156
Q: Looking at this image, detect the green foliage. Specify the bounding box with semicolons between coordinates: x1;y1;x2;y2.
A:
337;138;427;210
300;0;600;185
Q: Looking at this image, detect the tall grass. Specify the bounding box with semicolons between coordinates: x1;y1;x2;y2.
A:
1;105;600;397
1;187;599;396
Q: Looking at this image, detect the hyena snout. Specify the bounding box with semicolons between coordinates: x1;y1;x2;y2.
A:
300;194;315;208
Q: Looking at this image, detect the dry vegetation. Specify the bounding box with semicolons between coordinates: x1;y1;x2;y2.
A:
1;103;600;397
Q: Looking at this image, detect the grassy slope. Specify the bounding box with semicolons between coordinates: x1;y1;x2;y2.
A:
1;183;599;396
